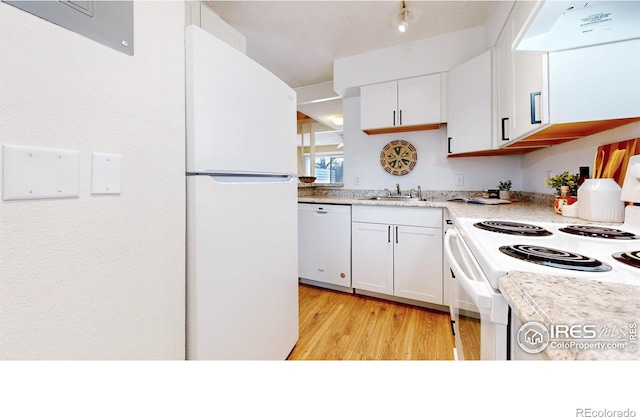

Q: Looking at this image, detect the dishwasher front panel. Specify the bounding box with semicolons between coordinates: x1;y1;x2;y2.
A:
298;204;351;288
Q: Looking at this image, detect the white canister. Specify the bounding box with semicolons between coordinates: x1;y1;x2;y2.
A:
577;179;625;222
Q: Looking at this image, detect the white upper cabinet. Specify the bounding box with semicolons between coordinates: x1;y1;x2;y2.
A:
360;81;398;131
495;1;549;146
360;74;442;134
397;75;441;127
511;49;548;141
496;19;514;145
446;50;493;155
445;0;640;157
509;2;549;141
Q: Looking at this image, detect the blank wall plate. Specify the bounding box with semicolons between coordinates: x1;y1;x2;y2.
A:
2;144;80;201
91;152;122;195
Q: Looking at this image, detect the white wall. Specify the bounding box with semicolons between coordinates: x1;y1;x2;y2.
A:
334;25;487;97
522;121;640;194
0;2;186;359
343;97;523;192
484;1;514;48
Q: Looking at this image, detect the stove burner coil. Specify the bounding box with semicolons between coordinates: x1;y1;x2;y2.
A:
558;225;638;240
474;221;552;236
612;250;640;269
499;244;612;272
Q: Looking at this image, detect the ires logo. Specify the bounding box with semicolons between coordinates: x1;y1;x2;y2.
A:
549;324;597;339
516;321;636;355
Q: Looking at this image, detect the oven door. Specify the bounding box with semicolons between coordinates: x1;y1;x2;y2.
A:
444;228;509;360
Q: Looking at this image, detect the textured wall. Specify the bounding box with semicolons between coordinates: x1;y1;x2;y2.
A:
522;121;640;195
0;2;186;359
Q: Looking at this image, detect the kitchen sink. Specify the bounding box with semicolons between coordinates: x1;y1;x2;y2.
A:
362;196;419;201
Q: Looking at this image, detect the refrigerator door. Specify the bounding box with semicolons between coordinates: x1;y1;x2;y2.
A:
186;25;297;175
186;174;299;360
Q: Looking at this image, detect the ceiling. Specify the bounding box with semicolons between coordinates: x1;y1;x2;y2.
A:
204;1;496;144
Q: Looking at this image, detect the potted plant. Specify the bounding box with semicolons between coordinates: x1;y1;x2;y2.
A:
544;171;579;196
498;180;512;200
545;171;579;214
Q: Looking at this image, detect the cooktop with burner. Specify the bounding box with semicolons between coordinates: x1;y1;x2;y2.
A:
558;225;639;240
499;244;612;272
455;215;640;289
612;250;640;269
474;221;552;236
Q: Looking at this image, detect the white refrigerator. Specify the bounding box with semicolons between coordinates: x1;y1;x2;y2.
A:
185;25;298;360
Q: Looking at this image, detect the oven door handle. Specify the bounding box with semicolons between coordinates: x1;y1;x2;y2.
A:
444;229;492;309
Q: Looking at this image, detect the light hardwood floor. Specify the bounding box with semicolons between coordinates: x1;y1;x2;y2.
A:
287;284;455;360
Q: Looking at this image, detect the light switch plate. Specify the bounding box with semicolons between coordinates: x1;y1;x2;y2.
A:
91;152;122;195
2;144;80;201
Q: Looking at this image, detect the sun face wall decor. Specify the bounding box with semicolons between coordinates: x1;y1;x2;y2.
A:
380;140;417;176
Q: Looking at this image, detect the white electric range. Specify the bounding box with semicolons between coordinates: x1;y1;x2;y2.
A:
444;155;640;360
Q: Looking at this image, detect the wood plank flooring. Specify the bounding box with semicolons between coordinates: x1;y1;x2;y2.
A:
287;284;455;360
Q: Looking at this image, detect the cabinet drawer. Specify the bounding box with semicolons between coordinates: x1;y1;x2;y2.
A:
352;205;442;228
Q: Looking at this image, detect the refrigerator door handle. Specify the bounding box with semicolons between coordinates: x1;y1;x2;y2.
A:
187;172;294;184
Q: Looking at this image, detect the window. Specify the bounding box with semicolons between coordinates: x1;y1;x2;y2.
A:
314;156;343;183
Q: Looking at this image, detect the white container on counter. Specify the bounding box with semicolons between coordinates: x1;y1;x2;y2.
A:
577;179;625;223
562;202;578;218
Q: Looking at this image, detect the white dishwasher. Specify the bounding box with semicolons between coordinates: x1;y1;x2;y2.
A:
298;203;352;292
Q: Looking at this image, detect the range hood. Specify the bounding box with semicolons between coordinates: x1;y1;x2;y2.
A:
515;1;640;52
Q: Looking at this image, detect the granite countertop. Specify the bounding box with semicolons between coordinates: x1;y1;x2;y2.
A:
298;195;611;225
298;195;449;209
499;272;640;360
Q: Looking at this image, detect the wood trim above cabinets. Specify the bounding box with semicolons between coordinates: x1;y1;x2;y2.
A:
447;117;640;158
363;123;442;135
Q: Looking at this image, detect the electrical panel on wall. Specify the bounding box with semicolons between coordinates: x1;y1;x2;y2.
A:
3;1;134;56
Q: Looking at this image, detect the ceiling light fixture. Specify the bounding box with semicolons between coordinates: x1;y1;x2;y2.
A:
398;1;413;33
332;116;344;126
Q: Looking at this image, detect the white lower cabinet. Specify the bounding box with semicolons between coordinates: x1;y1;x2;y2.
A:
352;206;443;305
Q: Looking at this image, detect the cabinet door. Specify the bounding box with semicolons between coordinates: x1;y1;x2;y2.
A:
352;222;394;295
510;2;548;140
360;81;398;130
447;51;492;155
512;49;547;140
398;74;441;126
393;225;443;304
496;21;514;146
